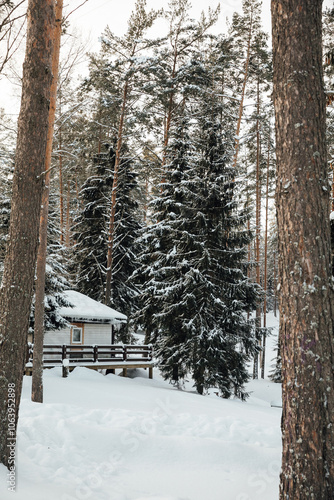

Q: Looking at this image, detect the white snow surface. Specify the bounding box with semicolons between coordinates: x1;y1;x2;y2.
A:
58;290;127;323
0;314;281;500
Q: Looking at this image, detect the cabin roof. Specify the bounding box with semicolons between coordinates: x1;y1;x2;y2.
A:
59;290;127;324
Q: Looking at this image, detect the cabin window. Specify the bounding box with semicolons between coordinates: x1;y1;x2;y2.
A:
71;327;82;344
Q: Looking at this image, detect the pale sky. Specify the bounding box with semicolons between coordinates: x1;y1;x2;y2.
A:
0;0;332;117
70;0;266;38
0;0;269;116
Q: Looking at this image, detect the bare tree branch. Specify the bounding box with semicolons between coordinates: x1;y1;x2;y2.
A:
0;0;26;31
63;0;89;21
0;1;27;76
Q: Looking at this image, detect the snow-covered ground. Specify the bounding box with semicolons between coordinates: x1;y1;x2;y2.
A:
0;313;281;500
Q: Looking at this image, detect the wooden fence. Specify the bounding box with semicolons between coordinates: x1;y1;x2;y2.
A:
25;343;154;378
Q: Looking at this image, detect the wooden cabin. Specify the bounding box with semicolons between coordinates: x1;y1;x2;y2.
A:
26;290;154;378
44;290;127;347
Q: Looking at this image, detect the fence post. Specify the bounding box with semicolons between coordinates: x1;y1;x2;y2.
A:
94;345;98;363
123;345;127;361
62;359;69;378
62;345;68;378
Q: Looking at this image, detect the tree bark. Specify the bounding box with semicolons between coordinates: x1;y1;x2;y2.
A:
0;0;55;468
261;131;270;379
254;74;262;379
31;0;63;404
272;1;334;497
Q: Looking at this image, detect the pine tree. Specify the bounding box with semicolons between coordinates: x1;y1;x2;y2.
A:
157;0;220;166
98;0;161;305
32;0;63;404
228;0;265;170
230;0;272;379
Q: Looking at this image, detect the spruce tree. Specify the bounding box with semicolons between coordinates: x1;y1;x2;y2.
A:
29;194;71;335
71;144;142;338
110;146;142;341
136;57;258;397
0;109;15;273
0;161;12;274
71;146;114;303
135;116;196;382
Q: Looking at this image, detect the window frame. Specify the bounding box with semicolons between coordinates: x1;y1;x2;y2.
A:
70;325;83;345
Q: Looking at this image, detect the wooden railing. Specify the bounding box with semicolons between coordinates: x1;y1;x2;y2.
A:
25;343;154;378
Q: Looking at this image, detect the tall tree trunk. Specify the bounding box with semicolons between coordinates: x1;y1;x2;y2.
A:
31;0;63;404
272;1;334;497
58;95;64;244
246;180;251;322
105;77;131;305
65;178;71;247
261;132;270;379
161;45;178;173
254;75;261;379
232;11;253;171
0;0;55;468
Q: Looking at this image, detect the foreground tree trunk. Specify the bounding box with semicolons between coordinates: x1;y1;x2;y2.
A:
0;0;55;468
272;1;334;498
32;0;63;404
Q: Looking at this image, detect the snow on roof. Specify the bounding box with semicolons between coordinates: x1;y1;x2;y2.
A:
59;290;127;324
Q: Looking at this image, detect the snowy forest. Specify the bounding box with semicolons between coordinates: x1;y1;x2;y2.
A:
0;0;333;395
0;0;334;498
0;0;288;395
